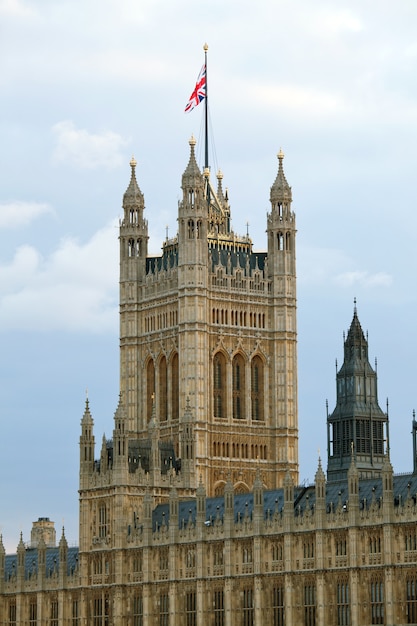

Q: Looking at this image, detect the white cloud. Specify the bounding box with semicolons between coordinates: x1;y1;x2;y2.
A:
52;121;130;170
0;245;40;291
335;271;392;288
298;246;351;286
240;81;344;118
0;0;34;18
315;8;363;36
0;201;54;229
298;246;392;290
0;220;119;332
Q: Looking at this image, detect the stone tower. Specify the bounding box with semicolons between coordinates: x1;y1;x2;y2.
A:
327;303;389;481
89;138;298;504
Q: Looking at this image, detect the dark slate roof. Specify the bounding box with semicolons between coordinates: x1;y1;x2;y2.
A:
146;249;178;274
128;440;180;474
6;472;417;565
145;249;267;276
210;249;267;273
152;472;417;530
4;546;79;580
152;487;315;530
295;473;417;514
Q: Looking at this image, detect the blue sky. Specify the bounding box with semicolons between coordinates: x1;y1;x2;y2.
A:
1;0;417;553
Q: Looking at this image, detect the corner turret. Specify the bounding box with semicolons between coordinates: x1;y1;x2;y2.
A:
113;393;129;479
178;136;208;266
267;149;296;280
120;156;148;275
79;397;95;487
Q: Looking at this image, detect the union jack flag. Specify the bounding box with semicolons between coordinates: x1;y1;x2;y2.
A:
184;64;206;113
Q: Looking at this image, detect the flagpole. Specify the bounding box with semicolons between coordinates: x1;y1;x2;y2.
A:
204;42;209;171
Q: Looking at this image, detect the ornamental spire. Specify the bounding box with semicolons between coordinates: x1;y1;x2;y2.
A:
123;155;144;210
270;148;292;204
182;135;202;181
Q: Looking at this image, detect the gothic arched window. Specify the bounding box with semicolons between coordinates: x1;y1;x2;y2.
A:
159;356;167;421
171;352;179;421
251;356;264;421
213;353;227;418
232;354;245;420
146;359;155;422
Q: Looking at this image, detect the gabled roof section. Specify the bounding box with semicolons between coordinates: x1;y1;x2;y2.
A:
4;546;79;579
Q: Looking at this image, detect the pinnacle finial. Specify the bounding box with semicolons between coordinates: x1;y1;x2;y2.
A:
130;155;137;169
353;297;357;315
270;148;291;203
189;134;196;147
203;42;208;52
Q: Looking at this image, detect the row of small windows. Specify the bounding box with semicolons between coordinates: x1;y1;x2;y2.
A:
17;577;417;626
303;541;314;559
128;209;141;225
208;241;250;252
405;532;417;551
335;538;347;557
270;231;292;252
145;308;266;331
8;596;80;625
127;539;396;579
212;272;269;293
369;535;382;554
128;238;143;258
90;504;109;541
187;219;203;239
329;419;385;457
212;308;266;328
145;310;178;332
91;555;111;577
337;375;375;399
275;201;289;218
187;189;200;209
212;441;268;459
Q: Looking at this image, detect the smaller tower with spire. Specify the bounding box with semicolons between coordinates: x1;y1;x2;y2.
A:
119;156;148;431
327;303;389;482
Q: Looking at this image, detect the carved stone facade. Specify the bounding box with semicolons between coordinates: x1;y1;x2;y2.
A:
3;460;417;625
1;140;417;626
118;139;298;495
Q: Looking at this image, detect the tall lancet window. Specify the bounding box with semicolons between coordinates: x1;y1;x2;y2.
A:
213;353;227;418
251;356;264;421
233;354;245;419
171;352;179;421
146;359;155;422
159;356;167;421
98;504;108;539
